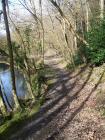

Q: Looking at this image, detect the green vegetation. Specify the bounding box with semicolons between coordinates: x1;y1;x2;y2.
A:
86;19;105;66
0;62;55;139
1;0;105;139
0;102;40;139
67;19;105;68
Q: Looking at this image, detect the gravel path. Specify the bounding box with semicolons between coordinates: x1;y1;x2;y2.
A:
11;49;105;140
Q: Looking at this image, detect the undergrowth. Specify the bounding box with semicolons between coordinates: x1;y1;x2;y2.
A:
67;18;105;69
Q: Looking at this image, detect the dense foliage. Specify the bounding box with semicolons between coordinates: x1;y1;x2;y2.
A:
86;19;105;66
72;19;105;67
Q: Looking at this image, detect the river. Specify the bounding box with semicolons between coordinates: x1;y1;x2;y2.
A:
0;63;28;110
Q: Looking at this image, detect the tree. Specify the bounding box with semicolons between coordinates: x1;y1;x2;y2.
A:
100;0;104;19
2;0;20;109
0;85;6;115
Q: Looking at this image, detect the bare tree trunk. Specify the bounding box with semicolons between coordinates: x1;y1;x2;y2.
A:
74;19;77;51
0;85;6;115
2;0;20;109
60;19;75;67
49;0;88;45
85;0;89;32
39;0;45;64
100;0;104;19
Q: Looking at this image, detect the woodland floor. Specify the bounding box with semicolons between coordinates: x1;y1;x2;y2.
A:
10;49;105;140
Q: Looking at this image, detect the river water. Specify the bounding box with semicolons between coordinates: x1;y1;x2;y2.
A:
0;63;28;110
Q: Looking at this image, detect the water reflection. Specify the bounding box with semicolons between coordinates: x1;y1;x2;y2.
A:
0;63;28;110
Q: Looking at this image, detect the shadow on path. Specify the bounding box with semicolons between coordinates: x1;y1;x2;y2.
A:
7;51;104;140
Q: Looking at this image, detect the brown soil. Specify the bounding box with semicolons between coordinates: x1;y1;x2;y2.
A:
11;49;105;140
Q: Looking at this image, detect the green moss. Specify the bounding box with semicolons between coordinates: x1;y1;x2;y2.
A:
0;101;41;140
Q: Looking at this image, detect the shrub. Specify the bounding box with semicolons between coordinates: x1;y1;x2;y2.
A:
85;19;105;66
32;64;47;98
72;19;105;67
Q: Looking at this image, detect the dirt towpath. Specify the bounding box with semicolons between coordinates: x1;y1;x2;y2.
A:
11;49;105;140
